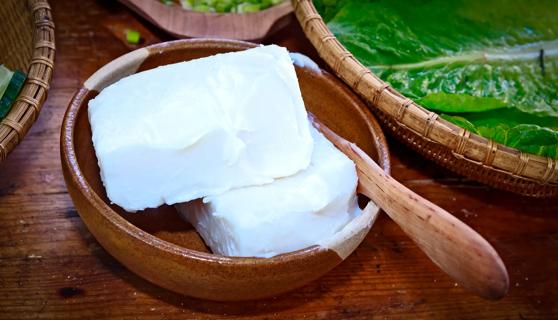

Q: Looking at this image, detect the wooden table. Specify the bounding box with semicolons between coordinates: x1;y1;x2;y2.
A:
1;1;557;318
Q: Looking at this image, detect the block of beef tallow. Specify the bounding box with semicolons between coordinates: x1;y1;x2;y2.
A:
88;45;313;212
176;127;360;258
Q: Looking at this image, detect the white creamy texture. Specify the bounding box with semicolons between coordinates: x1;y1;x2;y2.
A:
177;127;361;258
289;52;321;74
88;45;313;212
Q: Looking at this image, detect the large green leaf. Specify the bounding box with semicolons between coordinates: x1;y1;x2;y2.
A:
316;0;558;158
442;114;558;159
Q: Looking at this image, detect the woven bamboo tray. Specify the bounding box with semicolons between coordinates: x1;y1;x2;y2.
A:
0;0;55;163
293;0;558;198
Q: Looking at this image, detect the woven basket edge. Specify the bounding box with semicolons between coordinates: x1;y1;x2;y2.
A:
292;0;558;187
0;0;55;162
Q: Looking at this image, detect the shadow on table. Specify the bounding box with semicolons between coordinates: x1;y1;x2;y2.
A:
76;214;374;317
388;137;558;219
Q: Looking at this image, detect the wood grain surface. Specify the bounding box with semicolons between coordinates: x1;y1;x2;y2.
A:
0;0;556;318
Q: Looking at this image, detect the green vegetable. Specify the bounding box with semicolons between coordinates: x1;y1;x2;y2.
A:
180;0;193;10
236;3;261;13
125;29;141;45
193;4;211;12
316;0;558;158
0;65;13;99
418;93;507;114
440;114;479;135
0;70;26;119
313;0;349;22
214;0;234;12
442;114;558;159
159;0;174;5
180;0;283;13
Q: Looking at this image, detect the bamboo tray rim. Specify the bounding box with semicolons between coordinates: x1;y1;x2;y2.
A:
0;0;55;163
292;0;558;187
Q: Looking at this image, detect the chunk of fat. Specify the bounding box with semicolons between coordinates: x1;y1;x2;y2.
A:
176;127;361;258
88;45;313;212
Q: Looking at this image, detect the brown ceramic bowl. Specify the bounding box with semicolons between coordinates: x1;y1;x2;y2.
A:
61;39;390;301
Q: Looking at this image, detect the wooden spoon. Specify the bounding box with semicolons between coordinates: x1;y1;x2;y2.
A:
117;0;293;41
310;114;509;300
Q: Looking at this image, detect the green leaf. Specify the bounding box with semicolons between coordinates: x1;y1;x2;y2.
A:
236;3;261;13
125;29;141;45
316;0;558;158
418;93;507;113
0;65;13;99
441;112;558;158
179;0;281;12
440;114;479;134
465;109;558;130
314;0;349;22
0;70;26;120
505;125;558;159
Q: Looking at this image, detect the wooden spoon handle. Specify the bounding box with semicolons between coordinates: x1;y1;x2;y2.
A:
312;117;509;300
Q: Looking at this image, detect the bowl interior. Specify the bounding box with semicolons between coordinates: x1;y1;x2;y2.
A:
71;40;390;259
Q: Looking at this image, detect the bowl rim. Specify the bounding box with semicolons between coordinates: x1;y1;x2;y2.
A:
61;38;390;266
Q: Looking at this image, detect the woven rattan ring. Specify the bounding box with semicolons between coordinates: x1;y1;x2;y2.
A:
423;111;438;138
333;51;353;74
542;158;557;183
2;118;24;141
30;56;54;70
35;19;55;29
302;13;321;30
371;83;390;107
454;128;471;156
17;95;41;116
0;143;7;162
352;68;372;90
26;78;50;93
318;33;336;52
396;98;414;122
513;152;530;177
31;2;51;11
34;40;56;50
483;140;497;167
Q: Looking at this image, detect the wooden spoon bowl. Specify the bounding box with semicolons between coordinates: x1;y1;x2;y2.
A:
61;39;390;301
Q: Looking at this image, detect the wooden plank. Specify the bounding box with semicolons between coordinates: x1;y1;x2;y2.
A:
0;0;556;318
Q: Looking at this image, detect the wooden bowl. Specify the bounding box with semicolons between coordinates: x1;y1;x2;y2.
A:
117;0;293;41
61;39;390;301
